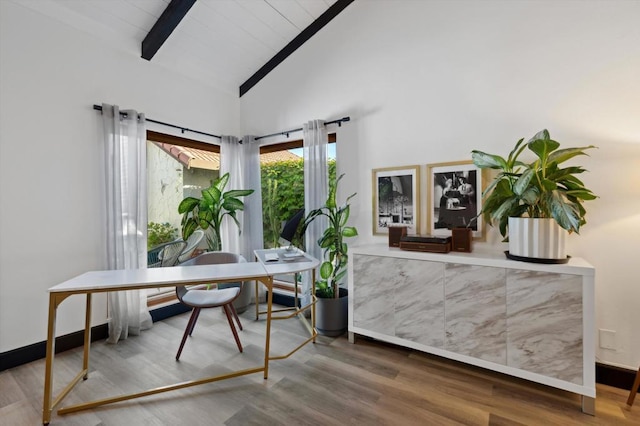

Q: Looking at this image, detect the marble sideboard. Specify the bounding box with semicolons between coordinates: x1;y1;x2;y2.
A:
347;243;595;414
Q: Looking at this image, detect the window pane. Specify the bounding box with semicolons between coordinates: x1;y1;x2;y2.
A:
146;139;219;298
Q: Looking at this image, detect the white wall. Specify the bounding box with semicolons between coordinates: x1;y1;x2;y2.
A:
0;2;239;352
241;1;640;369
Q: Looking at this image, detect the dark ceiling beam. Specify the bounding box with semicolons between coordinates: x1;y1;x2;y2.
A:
239;0;355;97
142;0;197;61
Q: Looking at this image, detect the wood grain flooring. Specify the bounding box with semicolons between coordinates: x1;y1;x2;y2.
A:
1;304;638;425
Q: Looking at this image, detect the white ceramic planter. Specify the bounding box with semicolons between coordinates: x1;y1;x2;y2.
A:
508;217;567;260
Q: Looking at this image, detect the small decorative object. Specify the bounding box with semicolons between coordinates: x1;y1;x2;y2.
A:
472;129;597;262
372;165;420;235
426;161;486;240
451;227;473;252
388;224;408;247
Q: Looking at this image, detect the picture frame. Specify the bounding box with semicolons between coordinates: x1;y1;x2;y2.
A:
372;165;420;235
426;160;486;240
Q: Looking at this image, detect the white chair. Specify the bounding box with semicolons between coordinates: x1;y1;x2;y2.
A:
175;252;246;360
177;229;205;264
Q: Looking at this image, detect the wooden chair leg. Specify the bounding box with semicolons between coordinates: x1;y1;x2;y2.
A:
188;308;201;336
176;308;200;360
223;304;243;353
627;366;640;406
229;303;243;331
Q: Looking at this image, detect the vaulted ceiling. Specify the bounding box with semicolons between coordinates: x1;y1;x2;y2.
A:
24;0;348;96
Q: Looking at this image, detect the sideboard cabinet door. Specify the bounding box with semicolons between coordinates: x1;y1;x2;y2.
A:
353;254;445;348
506;270;583;384
444;263;507;365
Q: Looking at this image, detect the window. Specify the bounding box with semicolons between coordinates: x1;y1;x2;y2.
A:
146;131;220;305
260;135;336;301
259;134;336;249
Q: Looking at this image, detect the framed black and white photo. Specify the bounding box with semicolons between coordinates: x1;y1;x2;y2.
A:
426;160;486;240
372;165;420;235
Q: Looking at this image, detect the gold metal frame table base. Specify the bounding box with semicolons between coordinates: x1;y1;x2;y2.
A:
42;263;317;425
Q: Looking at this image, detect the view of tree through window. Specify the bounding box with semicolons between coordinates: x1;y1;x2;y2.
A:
260;145;336;250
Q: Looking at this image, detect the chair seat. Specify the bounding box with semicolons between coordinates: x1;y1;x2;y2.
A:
181;287;240;308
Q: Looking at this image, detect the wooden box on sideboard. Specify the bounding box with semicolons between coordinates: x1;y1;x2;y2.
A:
451;227;472;252
388;225;408;247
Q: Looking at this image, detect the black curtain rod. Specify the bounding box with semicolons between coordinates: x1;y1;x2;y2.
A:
94;104;350;142
254;117;351;141
92;104;221;139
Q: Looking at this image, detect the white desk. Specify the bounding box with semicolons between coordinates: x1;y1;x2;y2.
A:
253;248;319;357
42;254;319;425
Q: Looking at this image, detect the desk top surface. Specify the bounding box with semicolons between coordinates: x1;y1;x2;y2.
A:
50;250;319;293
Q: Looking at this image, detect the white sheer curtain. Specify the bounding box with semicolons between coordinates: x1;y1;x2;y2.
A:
240;135;264;259
303;120;329;306
101;103;152;344
219;135;263;260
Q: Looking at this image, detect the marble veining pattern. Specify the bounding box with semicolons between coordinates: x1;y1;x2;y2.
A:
506;270;583;384
444;264;507;364
353;255;395;335
393;259;444;347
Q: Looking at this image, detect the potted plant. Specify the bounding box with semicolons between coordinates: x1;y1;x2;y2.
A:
178;172;254;311
178;172;254;251
302;174;358;336
471;129;597;261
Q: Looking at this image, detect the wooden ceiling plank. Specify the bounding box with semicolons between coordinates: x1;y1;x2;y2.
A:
295;0;337;20
236;0;300;42
142;0;197;60
265;0;315;30
209;1;288;53
240;0;354;97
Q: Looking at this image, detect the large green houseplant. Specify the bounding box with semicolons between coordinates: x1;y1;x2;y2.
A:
178;172;254;251
471;129;597;260
302;174;358;335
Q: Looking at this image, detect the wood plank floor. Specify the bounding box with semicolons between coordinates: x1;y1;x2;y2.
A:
1;304;638;425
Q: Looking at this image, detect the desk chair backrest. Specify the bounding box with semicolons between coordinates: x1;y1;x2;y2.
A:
176;251;246;299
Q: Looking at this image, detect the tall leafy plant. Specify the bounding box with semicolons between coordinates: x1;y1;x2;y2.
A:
471;129;597;239
302;174;358;299
178;173;254;251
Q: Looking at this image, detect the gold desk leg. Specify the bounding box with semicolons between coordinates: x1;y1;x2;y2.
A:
42;293;58;425
263;277;273;379
254;279;259;320
294;273;299;309
82;294;92;379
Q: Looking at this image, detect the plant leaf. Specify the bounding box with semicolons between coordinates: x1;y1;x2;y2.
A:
320;261;333;280
548;191;581;232
548;146;596;165
222;197;245;211
472;151;507;169
215;173;230;191
224;189;254;198
529;137;560;162
178;197;199;214
342;227;358;237
513;169;534;196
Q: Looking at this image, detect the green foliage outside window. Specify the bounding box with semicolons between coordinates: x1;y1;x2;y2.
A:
147;222;178;249
261;158;336;248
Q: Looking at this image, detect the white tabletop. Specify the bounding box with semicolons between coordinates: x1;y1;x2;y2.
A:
49;262;270;293
254;248;320;275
